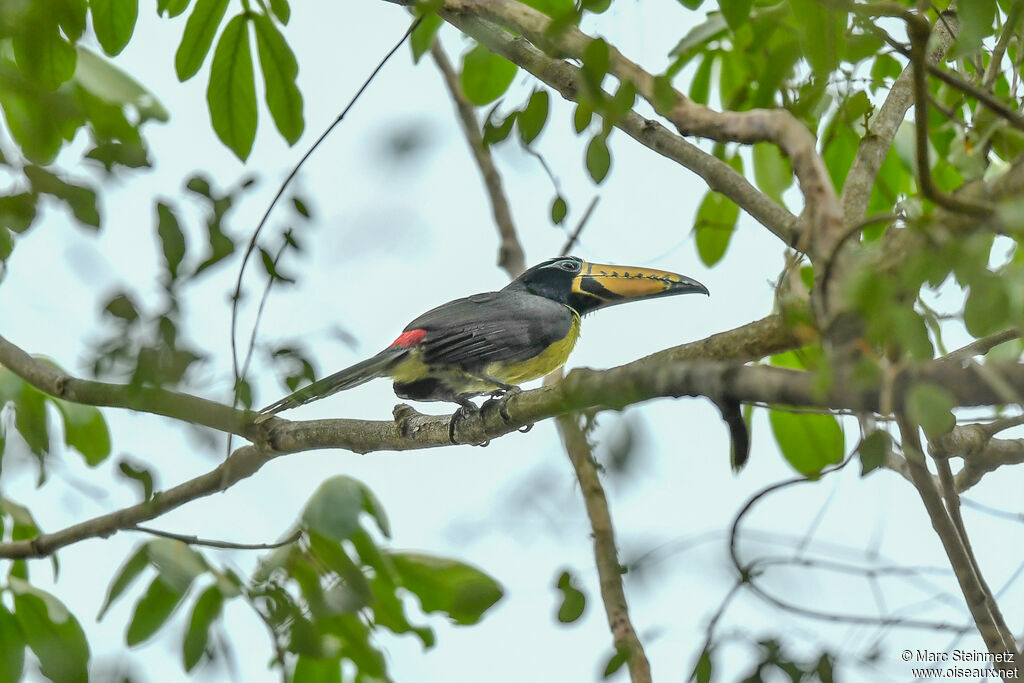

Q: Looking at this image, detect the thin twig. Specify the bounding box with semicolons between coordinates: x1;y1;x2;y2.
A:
983;0;1024;90
131;525;303;551
559;195;599;256
430;40;527;278
940;328;1020;363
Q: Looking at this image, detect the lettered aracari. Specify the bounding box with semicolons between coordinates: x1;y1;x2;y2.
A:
255;257;744;465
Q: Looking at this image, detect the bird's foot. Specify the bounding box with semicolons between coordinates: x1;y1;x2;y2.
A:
481;387;532;433
448;403;489;447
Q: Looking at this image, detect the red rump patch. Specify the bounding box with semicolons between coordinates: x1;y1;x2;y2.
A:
389;329;427;348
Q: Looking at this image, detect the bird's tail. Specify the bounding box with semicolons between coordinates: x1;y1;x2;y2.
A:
254;347;408;423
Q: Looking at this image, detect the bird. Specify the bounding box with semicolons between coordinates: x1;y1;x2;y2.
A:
255;256;716;449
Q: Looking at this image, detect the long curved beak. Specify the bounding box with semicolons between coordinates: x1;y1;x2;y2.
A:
569;261;708;314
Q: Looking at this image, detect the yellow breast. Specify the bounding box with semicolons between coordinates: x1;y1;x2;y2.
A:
484;311;581;385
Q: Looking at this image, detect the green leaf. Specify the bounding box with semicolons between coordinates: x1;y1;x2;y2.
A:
10;579;90;682
126;575;186;646
55;0;88;40
98;545;150;620
752;143;792;203
459;43;517;106
603;646;629;678
13;384;49;458
906;382;956;439
964;275;1010;337
74;47;169;122
522;0;574;16
858;430;890;476
554;570;586;623
690;647;713;683
51;399;111;466
12;20;77;90
678;0;705;9
720;0;753;31
585;134;611;183
175;0;231;81
551;195;567;224
581;38;609;93
0;602;24;683
293;656;342;683
787;0;846;75
302;475;390;542
90;0;139;56
690;53;715;105
183;585;223;671
954;0;996;57
146;539;209;593
410;13;442;63
573;102;593;133
390;552;503;625
0;228;12;261
517;89;549;144
157;0;192;18
252;13;304;144
24;166;100;229
769;409;844;476
156;202;186;280
693;189;739;266
0;194;37;234
268;0;290;24
670;14;727;64
207;13;257;161
117;457;155;501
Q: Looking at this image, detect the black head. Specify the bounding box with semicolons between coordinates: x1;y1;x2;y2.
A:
503;256;708;315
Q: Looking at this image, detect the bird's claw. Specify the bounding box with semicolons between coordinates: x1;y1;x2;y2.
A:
482;387;532;433
448;404;489;447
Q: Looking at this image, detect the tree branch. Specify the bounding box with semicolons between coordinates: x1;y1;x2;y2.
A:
430;41;527;279
407;4;798;245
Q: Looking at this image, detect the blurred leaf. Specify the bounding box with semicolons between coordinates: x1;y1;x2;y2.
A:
302;476;391;542
74;47;169;122
104;292;140;322
694;189;739;266
126;575;186;646
690;647;713;683
459;44;517;106
117;457;155;501
954;0;996;57
410;13;443;63
670;14;727;64
90;0;139;56
573;102;593;133
586;134;611;183
859;430;890;476
554;570;586;623
10;578;90;682
207;14;257;161
13;384;49;458
551;195;567;225
51;399;111;466
156;202;187;281
182;585;223;671
523;0;574;16
175;0;230;81
146;539;208;593
721;0;753;30
269;0;290;23
98;545;150;620
12;18;77;90
55;0;88;40
0;602;24;683
752;142;792;203
390;552;503;625
787;0;846;75
24;165;100;230
0;194;36;235
86;141;150;170
964;274;1010;337
252;13;304;144
0;227;12;261
518;89;549;144
157;0;192;17
906;382;955;438
293;656;342;683
603;645;629;678
690;53;714;105
581;38;610;93
769;409;843;476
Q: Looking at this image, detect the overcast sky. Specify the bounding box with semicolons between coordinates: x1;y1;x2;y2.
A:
2;1;1023;681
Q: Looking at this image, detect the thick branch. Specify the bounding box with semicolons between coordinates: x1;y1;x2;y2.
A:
841;14;956;224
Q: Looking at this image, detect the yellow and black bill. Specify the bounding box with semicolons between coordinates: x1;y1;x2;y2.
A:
569;261;708;314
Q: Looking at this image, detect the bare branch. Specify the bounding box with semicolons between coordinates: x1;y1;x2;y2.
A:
940;328;1021;363
558;195;599;257
131;526;303;551
430;41;527;279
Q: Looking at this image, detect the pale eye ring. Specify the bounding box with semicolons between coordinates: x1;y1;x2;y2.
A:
560;260;580;272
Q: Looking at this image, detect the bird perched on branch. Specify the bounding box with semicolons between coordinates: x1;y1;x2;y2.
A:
255;257;739;460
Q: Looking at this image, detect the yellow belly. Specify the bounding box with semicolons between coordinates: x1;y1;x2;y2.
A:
388;312;580;394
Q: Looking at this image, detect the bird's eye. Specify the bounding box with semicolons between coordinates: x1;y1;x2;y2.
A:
559;260;580;272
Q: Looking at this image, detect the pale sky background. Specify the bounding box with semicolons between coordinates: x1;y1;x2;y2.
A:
2;1;1024;682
